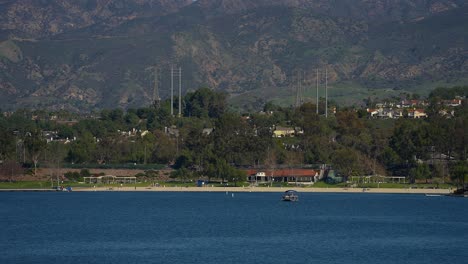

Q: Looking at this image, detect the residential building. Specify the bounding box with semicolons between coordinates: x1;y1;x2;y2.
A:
273;126;295;137
408;109;427;118
246;169;320;184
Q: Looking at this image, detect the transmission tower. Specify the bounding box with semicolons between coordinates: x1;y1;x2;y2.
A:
170;66;182;117
152;67;161;109
294;70;304;108
316;69;319;114
325;67;328;118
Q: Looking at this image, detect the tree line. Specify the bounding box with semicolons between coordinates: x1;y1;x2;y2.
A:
0;86;466;187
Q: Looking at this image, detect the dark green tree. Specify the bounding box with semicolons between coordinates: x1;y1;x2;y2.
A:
450;161;468;189
389;119;429;175
184;87;227;118
66;132;96;163
0;160;23;182
151;130;176;164
409;163;431;183
0;126;15;161
24;130;47;176
332;148;361;179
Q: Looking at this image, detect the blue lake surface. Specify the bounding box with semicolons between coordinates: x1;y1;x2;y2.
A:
1;192;467;264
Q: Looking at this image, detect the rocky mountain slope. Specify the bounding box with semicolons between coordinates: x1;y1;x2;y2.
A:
0;0;467;111
0;0;193;38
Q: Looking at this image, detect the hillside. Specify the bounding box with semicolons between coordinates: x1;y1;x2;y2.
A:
0;0;467;111
0;0;193;39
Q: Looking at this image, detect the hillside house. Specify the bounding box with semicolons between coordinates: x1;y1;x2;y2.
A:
378;108;394;119
295;127;304;135
273;126;295;137
367;108;379;117
393;109;404;118
438;109;455;117
202;128;214;136
443;98;463;107
408;109;427;118
165;126;179;137
400;99;427;108
368;108;399;119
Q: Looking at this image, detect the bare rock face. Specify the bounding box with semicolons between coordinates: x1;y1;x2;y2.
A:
0;0;467;111
0;0;464;39
194;0;462;19
0;0;193;39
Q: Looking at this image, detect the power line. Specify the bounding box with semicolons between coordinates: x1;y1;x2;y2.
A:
171;66;174;116
152;67;161;109
316;69;319;114
325;67;328;118
170;66;182;117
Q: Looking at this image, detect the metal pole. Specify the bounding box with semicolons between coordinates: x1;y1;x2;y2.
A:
178;67;182;117
325;68;328;118
316;69;319;114
171;66;174;116
153;67;160;108
176;136;179;156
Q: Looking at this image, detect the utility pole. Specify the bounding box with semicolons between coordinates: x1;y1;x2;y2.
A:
316;69;319;114
171;66;174;116
170;66;182;117
153;67;161;109
325;67;328;118
294;70;299;107
295;70;304;108
178;67;182;117
144;144;147;165
301;71;304;106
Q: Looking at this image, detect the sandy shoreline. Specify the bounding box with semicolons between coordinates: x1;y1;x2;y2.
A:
0;186;451;194
69;186;451;194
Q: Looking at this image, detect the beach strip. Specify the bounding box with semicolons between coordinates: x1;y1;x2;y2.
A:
71;186;451;194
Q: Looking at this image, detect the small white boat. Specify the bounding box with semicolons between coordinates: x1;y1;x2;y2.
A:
425;194;442;197
282;190;299;202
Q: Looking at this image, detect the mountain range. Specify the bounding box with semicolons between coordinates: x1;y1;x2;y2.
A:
0;0;467;111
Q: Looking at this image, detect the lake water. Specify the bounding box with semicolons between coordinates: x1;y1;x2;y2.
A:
1;192;467;264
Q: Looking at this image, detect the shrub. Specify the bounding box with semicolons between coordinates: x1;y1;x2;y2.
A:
64;171;81;181
80;169;91;177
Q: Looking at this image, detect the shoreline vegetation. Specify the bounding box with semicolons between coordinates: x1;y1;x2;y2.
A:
1;87;466;191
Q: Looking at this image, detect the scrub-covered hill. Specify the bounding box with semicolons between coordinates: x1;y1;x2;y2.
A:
0;0;466;111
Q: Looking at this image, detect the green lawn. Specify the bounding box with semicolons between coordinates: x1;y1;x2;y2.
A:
355;182;454;189
0;181;51;189
0;180;455;190
0;181;228;189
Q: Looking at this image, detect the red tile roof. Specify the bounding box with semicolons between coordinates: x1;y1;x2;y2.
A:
245;169;317;177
